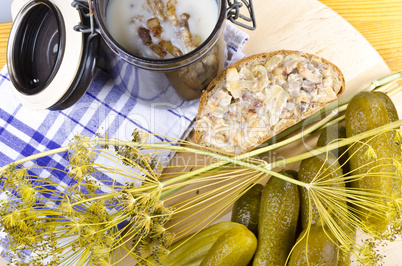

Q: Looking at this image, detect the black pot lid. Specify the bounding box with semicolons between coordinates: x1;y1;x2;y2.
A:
7;0;99;110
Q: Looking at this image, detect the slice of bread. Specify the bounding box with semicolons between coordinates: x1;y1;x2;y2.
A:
194;50;345;155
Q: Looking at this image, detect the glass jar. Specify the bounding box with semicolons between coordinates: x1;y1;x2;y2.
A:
93;0;227;100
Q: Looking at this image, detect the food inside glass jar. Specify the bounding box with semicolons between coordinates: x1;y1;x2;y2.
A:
106;0;219;59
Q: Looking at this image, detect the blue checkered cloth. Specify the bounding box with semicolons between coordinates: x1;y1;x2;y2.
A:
0;22;248;186
0;22;248;258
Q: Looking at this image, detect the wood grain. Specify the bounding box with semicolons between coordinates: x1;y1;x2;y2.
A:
0;22;11;68
321;0;402;72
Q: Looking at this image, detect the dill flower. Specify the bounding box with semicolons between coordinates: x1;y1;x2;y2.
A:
18;184;36;204
364;146;377;160
0;130;268;265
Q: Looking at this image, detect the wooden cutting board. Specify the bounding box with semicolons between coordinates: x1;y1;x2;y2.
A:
160;0;402;265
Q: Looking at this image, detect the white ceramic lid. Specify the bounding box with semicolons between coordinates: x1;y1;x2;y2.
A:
8;0;84;110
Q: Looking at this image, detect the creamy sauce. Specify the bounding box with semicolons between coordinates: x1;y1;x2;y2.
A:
106;0;219;59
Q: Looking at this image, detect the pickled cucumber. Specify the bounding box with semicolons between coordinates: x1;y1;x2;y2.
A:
373;91;402;197
317;124;350;175
345;91;395;232
288;226;338;266
252;171;300;266
373;91;399;122
231;184;263;235
200;224;257;266
298;152;345;228
154;222;242;266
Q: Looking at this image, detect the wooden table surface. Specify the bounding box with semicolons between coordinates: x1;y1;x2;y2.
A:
0;0;401;265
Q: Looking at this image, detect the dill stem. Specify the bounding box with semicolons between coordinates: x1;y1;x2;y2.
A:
384;85;402;97
159;106;340;198
1;116;400;195
0;145;71;173
318;114;345;131
3;119;400;199
121;243;138;261
369;71;402;92
160;162;228;199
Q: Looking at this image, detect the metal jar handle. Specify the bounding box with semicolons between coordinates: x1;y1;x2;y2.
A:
227;0;256;31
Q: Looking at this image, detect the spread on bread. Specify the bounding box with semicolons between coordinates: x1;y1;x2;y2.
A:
195;51;344;155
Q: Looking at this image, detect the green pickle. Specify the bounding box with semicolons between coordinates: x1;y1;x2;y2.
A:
373;91;402;197
200;224;257;266
231;183;263;235
154;222;241;266
373;91;399;122
252;171;300;266
345;91;396;232
288;226;339;266
298;152;346;228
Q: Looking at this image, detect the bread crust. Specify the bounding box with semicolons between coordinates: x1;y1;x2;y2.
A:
194;50;345;155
